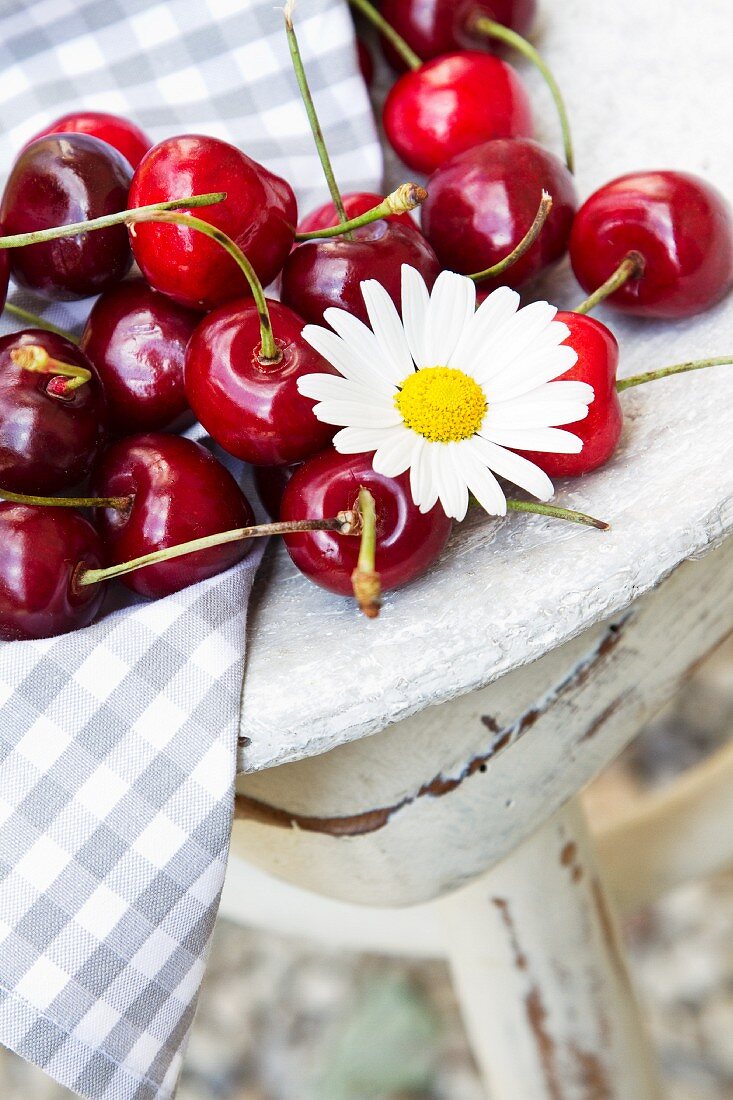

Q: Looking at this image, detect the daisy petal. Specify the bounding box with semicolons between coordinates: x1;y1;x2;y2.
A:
302;324;394;393
483;399;590;429
313;400;403;428
482;426;584;454
486;344;579;401
467;437;554;501
401;265;431;368
426;270;476;366
409;437;429;510
333;426;389;454
457;444;507;516
449;286;521;377
371;426;417;477
419;443;440;512
360;279;415;383
472;301;560;386
518;380;594;404
297;373;392;405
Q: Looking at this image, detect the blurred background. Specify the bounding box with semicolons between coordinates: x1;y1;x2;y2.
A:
3;634;733;1100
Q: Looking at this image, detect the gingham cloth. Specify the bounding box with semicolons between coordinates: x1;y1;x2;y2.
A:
0;1;381;1097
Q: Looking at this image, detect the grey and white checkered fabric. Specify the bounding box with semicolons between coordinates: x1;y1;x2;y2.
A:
0;1;382;1097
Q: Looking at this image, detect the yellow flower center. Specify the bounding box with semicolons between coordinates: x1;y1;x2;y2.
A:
395;367;487;443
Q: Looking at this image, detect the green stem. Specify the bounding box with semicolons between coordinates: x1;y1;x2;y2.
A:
470;191;552;283
285;3;348;226
351;487;381;617
4;302;78;343
76;515;359;588
0;489;132;510
617;356;733;392
575;251;645;315
295;183;427;240
348;0;422;70
470;15;575;173
10;345;91;392
506;498;609;531
0;192;226;250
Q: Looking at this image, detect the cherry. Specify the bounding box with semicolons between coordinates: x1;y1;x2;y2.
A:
0;134;133;300
25;110;152;170
357;39;375;85
128;135;297;311
80;278;200;435
254;465;297;519
280;449;452;596
0;330;106;494
379;0;537;69
298;191;419;235
185;299;338;466
93;433;254;599
281;220;441;325
383;51;533;174
0;245;7;314
514;311;623;478
0;503;104;640
422;139;577;288
569;171;733;319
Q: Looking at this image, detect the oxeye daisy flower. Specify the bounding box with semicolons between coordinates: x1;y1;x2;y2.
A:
297;265;593;521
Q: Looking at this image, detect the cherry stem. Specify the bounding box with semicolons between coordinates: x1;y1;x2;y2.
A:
574;251;645;315
76;514;360;588
617;356;733;393
469;15;574;173
351;487;381;618
0;488;133;510
10;344;91;393
470;191;552;283
0;192;226;251
4;302;78;343
295;183;428;240
348;0;422;70
506;498;609;531
285;3;348;228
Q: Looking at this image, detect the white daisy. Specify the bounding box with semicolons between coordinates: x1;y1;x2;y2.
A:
297;265;593;521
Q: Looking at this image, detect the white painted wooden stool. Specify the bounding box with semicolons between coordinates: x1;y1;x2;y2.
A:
221;2;733;1096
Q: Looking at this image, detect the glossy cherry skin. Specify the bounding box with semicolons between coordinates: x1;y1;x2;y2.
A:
185;299;337;466
422;139;577;289
383;52;533;175
254;465;297;519
281;220;441;325
80;278;200;435
0;243;8;314
0;503;105;640
128;135;297;311
25;111;152;169
0;134;133;300
514;312;623;478
281;450;453;596
0;330;107;494
93;433;255;599
570;171;733;320
380;0;537;70
297;191;419;235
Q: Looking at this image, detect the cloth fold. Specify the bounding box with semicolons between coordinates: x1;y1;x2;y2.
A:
0;1;381;1096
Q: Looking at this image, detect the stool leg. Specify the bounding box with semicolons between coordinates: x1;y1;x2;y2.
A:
439;796;661;1100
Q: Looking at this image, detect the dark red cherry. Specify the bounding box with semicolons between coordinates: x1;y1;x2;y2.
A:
25;110;152;169
383;52;533;174
380;0;537;70
570;171;733;319
128;135;297;311
422;139;577;288
0;242;8;314
0;503;104;640
357;39;375;85
80;278;200;435
0;330;107;494
297;191;419;235
281;449;452;595
185;299;337;466
93;433;254;598
254;465;298;519
514;312;623;478
0;134;133;300
281;220;441;325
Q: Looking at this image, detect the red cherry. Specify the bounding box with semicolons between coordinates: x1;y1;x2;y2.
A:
357;39;375;85
0;330;107;494
0;503;104;640
0;134;133;300
80;278;200;435
128;135;297;311
297;191;419;235
380;0;537;69
281;219;441;325
422;139;577;288
569;171;733;319
383;52;533;174
254;465;297;519
0;243;8;314
513;312;623;478
93;433;254;598
185;299;337;466
25;110;152;169
280;449;452;595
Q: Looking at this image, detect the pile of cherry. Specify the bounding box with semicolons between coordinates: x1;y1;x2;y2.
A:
1;0;732;642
